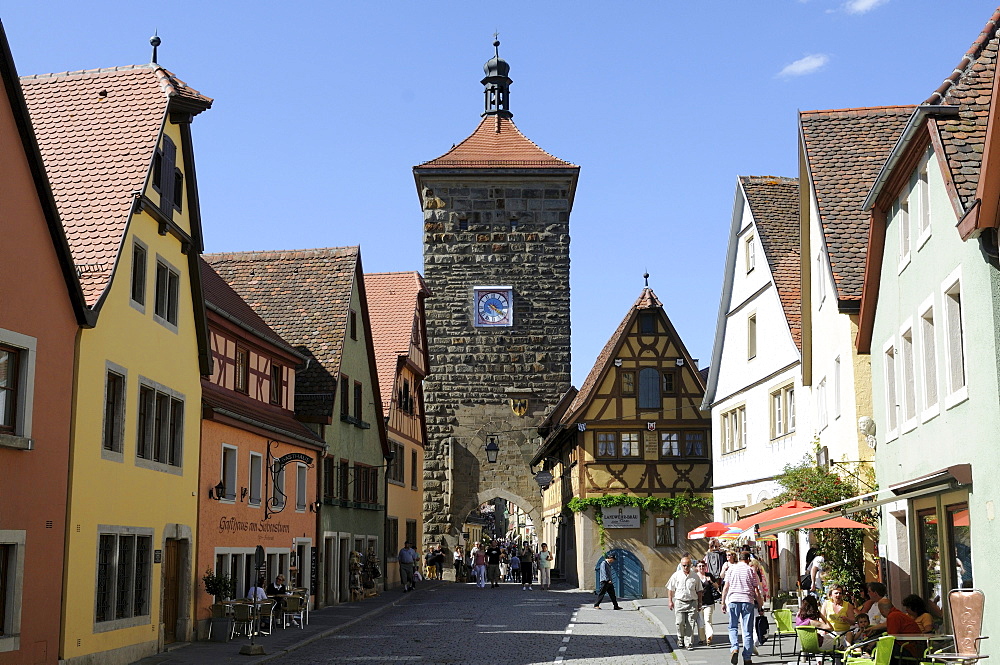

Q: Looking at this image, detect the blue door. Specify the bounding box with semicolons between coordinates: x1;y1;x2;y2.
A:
593;549;643;600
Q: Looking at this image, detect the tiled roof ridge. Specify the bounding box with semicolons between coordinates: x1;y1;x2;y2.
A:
924;8;1000;105
205;246;359;261
739;175;797;184
418;115;578;168
20;63;212;107
800;105;916;116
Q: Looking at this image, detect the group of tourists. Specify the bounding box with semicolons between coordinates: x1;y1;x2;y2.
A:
397;539;555;591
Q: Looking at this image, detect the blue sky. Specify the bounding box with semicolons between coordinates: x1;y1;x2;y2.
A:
4;1;997;387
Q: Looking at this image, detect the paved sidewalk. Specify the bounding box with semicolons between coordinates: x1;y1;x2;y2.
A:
132;581;449;665
636;601;793;665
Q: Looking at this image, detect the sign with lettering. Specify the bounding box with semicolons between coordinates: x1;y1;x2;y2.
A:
601;506;641;529
534;471;553;488
276;452;313;467
643;431;658;457
154;549;162;564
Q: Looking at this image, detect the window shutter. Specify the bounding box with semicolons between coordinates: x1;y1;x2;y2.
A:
638;368;659;409
159;136;176;214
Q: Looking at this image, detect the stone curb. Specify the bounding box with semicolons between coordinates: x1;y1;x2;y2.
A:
247;581;446;663
637;605;685;664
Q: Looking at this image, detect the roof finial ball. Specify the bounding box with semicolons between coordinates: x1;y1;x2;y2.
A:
150;32;161;64
644;272;650;287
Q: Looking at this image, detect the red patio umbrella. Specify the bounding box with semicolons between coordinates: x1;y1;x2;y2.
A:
726;500;824;533
686;521;731;539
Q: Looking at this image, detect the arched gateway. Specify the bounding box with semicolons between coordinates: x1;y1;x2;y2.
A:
414;42;579;553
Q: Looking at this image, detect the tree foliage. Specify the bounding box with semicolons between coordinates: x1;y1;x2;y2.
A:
771;455;877;594
568;494;712;548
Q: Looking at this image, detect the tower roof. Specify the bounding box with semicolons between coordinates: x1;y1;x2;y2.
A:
417;115;577;169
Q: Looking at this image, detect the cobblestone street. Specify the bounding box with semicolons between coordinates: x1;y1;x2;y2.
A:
268;583;672;665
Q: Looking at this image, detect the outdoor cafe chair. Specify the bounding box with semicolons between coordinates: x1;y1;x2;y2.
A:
772;609;799;657
256;599;276;635
230;603;256;640
843;634;895;665
207;603;228;640
926;589;988;665
796;626;837;665
282;595;305;629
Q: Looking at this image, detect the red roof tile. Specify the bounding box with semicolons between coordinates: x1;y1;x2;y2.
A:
740;176;802;351
202;382;324;447
204;247;359;419
925;8;1000;212
800;106;914;301
418;115;577;168
364;271;430;412
19;64;211;305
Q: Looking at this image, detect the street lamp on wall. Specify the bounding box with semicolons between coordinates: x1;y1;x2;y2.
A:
485;435;500;463
208;480;225;501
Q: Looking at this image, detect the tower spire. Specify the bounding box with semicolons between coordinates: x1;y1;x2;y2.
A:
482;37;512;119
150;31;161;64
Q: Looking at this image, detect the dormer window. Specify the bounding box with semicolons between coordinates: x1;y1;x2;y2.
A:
152;135;182;214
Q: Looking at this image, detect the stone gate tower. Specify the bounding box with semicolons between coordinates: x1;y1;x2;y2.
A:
414;41;579;547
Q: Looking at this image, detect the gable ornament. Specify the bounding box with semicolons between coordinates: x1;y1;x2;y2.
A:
647;422;656;431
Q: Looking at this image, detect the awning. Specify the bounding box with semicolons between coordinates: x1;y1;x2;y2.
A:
737;501;771;519
757;466;971;536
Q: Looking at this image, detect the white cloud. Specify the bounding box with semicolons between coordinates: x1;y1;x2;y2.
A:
844;0;888;14
777;54;830;78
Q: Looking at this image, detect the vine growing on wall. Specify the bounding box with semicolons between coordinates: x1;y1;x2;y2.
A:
771;452;878;595
568;494;713;549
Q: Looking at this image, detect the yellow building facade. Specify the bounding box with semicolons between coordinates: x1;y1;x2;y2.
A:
21;64;212;664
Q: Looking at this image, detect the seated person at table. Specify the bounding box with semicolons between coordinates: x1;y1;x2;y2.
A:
822;583;857;633
247;577;267;602
267;574;287;596
844;613;876;652
795;595;837;648
877;597;921;662
901;594;934;633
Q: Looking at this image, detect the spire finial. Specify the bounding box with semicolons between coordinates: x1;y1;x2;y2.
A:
644;272;650;287
482;35;512;119
150;31;161;64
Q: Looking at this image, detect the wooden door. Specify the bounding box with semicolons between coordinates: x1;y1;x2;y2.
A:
163;540;179;643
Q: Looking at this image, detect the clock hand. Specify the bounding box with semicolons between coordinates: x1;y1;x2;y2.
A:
489;303;503;315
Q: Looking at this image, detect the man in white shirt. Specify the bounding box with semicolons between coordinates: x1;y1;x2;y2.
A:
666;556;703;650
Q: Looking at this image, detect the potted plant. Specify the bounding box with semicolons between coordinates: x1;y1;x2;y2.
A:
772;590;796;610
203;570;236;641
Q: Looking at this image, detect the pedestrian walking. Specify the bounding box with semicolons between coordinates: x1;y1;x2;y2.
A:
593;553;622;609
520;546;535;590
453;546;465;582
472;543;487;588
509;551;521;584
720;551;763;665
486;541;502;587
695;560;721;644
666;556;703;650
704;538;727;579
537;543;554;590
397;540;420;592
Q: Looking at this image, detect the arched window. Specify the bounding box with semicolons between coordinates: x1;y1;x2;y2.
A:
638;368;660;409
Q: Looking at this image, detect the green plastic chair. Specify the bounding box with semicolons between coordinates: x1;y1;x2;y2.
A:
796;626;836;665
772;609;799;657
843;635;896;665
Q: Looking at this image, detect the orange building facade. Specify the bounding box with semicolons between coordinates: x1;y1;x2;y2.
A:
195;262;324;636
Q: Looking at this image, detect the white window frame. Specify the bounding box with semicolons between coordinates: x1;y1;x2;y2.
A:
747;313;757;361
816;377;828;431
221;445;238;503
0;530;25;653
769;383;795;440
721;404;746;454
896;196;911;272
942;269;968;408
833;356;841;420
900;320;917;432
0;328;36;450
249;452;263;508
816;252;827;308
918;296;940;422
745;234;755;273
883;338;899;442
917;160;932;249
296;463;308;512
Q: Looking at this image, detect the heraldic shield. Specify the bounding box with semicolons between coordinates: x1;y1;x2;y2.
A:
510;397;528;417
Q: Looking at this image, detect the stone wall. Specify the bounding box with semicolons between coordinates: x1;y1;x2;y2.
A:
418;174;574;546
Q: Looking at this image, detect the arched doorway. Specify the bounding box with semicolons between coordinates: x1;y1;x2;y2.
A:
594;549;643;600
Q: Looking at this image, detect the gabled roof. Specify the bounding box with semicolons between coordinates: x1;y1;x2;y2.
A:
199;258;304;361
924;8;1000;213
417;115;577;169
204;247;360;420
364;271;430;413
19;63;211;305
740;175;801;350
0;21;89;325
800;106;914;302
202;382;324;448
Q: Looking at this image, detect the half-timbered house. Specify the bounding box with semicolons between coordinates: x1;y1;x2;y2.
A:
532;286;712;597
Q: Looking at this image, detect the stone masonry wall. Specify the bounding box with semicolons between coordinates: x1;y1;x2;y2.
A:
419;174;574;546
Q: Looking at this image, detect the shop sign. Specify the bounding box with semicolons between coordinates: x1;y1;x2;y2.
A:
601;506;640;529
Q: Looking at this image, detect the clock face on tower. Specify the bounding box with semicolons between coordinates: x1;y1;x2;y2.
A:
473;287;513;327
